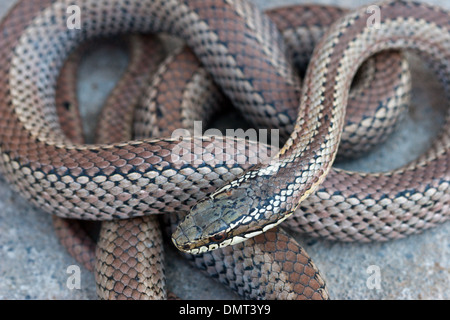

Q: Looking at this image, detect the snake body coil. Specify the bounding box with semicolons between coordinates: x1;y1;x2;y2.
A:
0;0;449;299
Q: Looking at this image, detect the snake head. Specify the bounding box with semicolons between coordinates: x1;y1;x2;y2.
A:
171;169;293;254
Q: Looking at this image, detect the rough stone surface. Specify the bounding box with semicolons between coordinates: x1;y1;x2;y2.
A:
0;0;448;300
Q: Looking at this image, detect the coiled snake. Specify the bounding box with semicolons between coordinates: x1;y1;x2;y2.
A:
0;0;449;299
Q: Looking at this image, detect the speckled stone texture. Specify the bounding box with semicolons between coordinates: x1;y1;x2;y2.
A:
0;0;448;300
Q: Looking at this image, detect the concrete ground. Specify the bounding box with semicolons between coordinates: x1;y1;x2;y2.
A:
0;0;448;300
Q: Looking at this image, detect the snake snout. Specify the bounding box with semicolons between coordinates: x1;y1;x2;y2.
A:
171;214;203;252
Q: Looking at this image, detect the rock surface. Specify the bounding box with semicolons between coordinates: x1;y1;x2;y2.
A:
0;0;448;300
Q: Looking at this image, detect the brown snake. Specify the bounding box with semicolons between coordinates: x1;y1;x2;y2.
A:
53;4;411;299
0;0;449;299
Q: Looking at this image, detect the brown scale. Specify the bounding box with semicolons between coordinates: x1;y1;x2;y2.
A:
51;37;328;300
53;35;328;299
0;0;449;300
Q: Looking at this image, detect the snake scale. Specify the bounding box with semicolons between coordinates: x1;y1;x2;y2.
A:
0;0;449;299
52;4;410;299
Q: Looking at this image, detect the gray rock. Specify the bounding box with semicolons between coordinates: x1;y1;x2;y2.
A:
0;0;448;300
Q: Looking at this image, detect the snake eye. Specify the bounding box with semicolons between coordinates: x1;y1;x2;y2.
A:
209;231;227;243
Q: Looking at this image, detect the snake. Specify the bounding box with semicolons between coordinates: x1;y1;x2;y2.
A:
53;5;361;299
0;0;449;299
53;34;171;299
51;3;411;299
171;0;450;253
51;4;410;299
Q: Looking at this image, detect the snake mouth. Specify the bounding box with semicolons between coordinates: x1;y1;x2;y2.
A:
171;219;231;254
171;228;249;254
171;234;211;255
174;210;298;254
